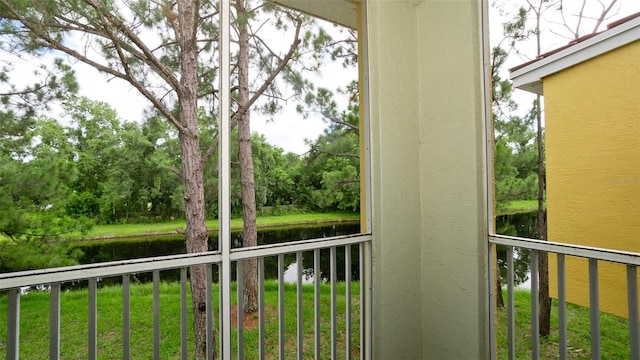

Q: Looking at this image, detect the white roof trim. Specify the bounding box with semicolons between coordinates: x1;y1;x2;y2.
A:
510;16;640;95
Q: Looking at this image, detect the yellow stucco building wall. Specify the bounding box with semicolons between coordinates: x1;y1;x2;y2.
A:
545;41;640;318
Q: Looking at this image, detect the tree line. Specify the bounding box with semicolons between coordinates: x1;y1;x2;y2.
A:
1;93;360;229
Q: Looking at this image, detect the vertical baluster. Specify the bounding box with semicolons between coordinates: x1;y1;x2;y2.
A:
153;270;160;359
628;265;640;360
50;282;61;360
330;246;337;360
237;260;244;360
488;243;497;360
296;251;303;360
363;241;373;360
180;268;188;360
122;275;130;360
530;250;539;360
589;259;601;360
278;253;285;360
7;288;20;360
345;245;352;359
206;264;214;360
361;242;371;360
258;257;266;359
359;243;364;360
218;0;232;354
219;263;224;359
507;246;515;360
314;249;321;360
558;254;567;360
88;278;98;360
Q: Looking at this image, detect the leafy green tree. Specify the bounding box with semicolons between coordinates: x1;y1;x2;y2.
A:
0;115;89;271
299;85;360;211
490;5;537;309
251;133;298;210
59;98;185;224
141;115;185;218
491;29;538;212
64;97;122;220
0;23;81;268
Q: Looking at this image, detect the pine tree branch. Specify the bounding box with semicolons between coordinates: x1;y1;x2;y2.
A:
83;0;181;90
0;0;186;133
232;16;303;122
92;9;187;132
200;13;306;165
318;111;359;131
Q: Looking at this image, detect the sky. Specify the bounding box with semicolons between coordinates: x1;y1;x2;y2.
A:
4;1;638;154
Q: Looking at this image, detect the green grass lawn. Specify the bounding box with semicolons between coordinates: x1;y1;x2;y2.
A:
497;200;542;216
4;281;633;359
75;212;360;240
0;280;360;359
495;289;631;359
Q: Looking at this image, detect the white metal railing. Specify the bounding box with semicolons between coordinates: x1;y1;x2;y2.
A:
489;234;640;360
1;233;372;360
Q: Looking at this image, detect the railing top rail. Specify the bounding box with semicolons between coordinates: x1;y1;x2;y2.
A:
230;233;371;261
0;252;223;291
0;234;372;291
489;234;640;266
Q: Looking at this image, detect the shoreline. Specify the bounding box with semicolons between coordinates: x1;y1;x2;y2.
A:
80;218;361;242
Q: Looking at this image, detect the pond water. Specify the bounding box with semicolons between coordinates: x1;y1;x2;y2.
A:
74;222;361;287
78;213;537;280
79;213;535;265
496;211;539;289
496;211;539;239
15;213;538;290
78;223;360;262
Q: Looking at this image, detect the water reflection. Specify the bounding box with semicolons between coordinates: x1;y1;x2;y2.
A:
78;223;360;263
49;223;360;290
496;211;539;289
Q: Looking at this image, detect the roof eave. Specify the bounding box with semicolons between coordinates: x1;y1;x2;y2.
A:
509;16;640;95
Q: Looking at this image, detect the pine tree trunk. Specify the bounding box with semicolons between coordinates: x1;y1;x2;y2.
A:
496;276;505;308
535;94;551;337
236;0;259;313
177;0;216;358
530;6;551;337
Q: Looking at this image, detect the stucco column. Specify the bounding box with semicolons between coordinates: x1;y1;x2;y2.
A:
366;0;424;358
367;0;489;358
417;1;489;358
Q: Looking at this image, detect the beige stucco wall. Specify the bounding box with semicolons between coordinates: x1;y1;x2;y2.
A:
366;1;424;358
366;0;489;358
416;2;489;358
